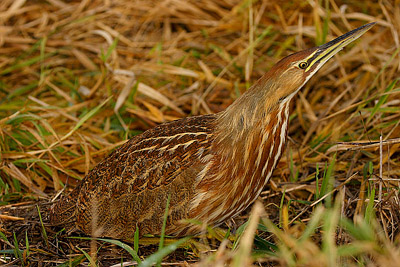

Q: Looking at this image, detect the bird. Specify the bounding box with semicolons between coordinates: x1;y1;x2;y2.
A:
50;22;375;239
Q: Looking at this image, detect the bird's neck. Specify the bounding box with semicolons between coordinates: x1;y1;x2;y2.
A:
214;76;290;156
214;92;291;185
190;83;291;222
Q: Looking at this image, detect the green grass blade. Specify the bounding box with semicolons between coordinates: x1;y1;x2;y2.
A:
1;52;55;75
36;205;49;248
322;194;341;266
319;154;336;207
322;0;330;44
139;237;191;267
279;189;286;227
13;232;22;259
77;247;97;266
25;231;29;258
363;161;373;180
100;38;119;63
253;235;278;254
40;36;48;84
340;217;375;242
6;113;43;125
70;236;141;263
0;231;10;244
299;205;324;243
95;238;142;263
159;194;171;250
0;249;21;254
364;47;400;99
134;227;140;253
54;96;111;146
365;186;376;224
366;79;397;124
157;194;171;266
57;255;86;267
233;221;248;250
337;243;369;257
315;163;320;200
7;82;38;101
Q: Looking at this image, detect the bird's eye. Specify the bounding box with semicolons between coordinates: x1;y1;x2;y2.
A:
298;62;308;69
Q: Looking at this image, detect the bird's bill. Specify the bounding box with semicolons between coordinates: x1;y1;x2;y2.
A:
304;22;376;72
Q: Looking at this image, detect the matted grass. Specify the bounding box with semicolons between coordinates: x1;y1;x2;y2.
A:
0;0;399;266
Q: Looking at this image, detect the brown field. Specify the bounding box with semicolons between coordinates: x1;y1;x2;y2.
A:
0;0;399;266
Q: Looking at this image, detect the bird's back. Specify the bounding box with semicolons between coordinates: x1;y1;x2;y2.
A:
50;114;217;238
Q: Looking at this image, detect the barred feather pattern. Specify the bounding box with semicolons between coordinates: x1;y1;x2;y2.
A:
189;101;290;227
50;115;218;238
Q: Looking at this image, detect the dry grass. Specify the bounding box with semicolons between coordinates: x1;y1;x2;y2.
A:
0;0;399;266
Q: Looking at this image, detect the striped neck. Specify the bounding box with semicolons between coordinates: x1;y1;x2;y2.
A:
190;100;291;223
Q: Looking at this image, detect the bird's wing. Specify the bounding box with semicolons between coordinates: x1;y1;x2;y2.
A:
50;114;217;237
75;114;216;199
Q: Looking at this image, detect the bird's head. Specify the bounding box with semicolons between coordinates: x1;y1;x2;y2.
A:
218;22;375;137
256;22;376;106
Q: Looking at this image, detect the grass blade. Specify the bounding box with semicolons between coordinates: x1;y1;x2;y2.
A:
366;79;397;124
77;247;97;266
57;255;86;267
96;238;141;263
50;96;111;148
13;232;22;260
134;227;140;253
365;186;376;224
139;237;191;267
36;205;48;248
159;194;171;250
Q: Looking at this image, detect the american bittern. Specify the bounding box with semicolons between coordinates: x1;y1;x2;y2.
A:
50;23;375;239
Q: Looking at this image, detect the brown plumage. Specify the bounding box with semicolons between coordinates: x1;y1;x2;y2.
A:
50;23;375;239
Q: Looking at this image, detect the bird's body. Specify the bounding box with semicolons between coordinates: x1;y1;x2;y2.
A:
50;23;375;239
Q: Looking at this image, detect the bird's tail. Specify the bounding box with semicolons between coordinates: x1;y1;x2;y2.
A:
49;194;77;227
